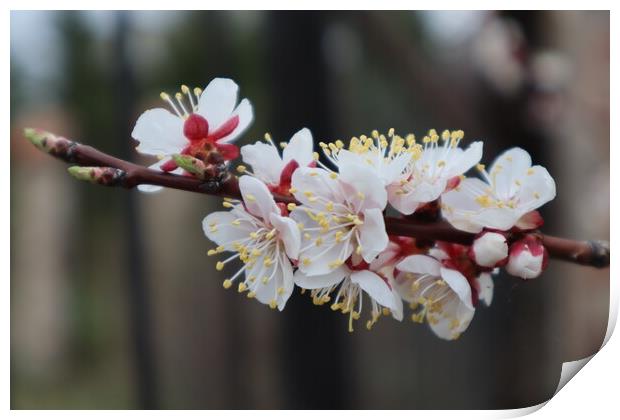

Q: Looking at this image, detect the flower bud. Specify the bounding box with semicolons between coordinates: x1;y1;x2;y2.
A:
470;231;508;268
506;236;548;279
68;166;125;186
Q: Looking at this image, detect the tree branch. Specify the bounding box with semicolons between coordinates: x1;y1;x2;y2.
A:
24;128;609;269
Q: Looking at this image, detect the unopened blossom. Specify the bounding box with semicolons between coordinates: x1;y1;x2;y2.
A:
394;245;493;340
387;129;483;215
240;128;315;195
470;231;508;268
289;166;388;276
506;235;548;279
202;176;299;310
132;78;253;192
441;147;556;233
294;253;403;332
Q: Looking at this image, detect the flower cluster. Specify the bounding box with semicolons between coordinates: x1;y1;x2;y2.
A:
132;78;556;340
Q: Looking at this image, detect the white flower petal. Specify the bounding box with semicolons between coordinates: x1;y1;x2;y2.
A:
516;165;556;212
132;108;187;156
238;176;279;222
448;141;483;176
197;78;239;130
269;213;301;260
240;141;283;184
293;265;348;289
358;208;388;262
202;209;255;251
338;162;387;210
491;148;532;200
477;273;494;306
282;128;314;167
387;184;421;215
396;254;442;276
439;267;474;310
291;167;343;208
428;299;475;340
350;270;398;311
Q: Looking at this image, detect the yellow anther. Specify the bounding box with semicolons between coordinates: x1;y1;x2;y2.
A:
476;164;486;172
264;132;272;142
335;231;344;242
534;192;540;199
238;283;248;293
245;194;256;202
222;279;233;289
371;129;379;139
251;248;261;257
388;128;395;137
287;203;297;211
269;300;277;309
181;84;190;94
279;142;288;148
249;232;258;239
527;168;535;175
303;191;314;198
160;92;170;100
223;201;234;209
366;320;374;330
328;259;344;269
264;257;273;267
236;165;247;173
304;233;311;240
315;237;323;246
193;87;202;96
175;92;183;100
325;201;334;211
265;230;275;240
277;287;285;295
437;160;446;167
231;219;241;226
247;291;256;299
329;172;338;179
297;222;305;229
302;257;312;266
210;225;218;233
382;308;391;316
356;245;363;255
475;195;492;208
312;152;319;161
356;191;365;200
207;249;218;256
331;303;341;311
289;187;298;194
216;261;225;271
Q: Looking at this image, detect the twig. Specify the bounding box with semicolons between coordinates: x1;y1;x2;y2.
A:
24;128;609;269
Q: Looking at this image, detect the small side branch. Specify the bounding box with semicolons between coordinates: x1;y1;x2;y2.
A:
24;128;609;269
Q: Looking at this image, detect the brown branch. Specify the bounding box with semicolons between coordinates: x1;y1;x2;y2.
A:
24;128;609;269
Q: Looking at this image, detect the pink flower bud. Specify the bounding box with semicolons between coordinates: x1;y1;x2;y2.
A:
506;236;548;279
470;231;508;268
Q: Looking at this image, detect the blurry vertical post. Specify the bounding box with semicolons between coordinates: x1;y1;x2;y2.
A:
113;11;159;409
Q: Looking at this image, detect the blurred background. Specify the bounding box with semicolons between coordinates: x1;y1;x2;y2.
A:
10;10;609;409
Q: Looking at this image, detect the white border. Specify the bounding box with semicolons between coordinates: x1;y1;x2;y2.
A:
5;2;616;418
